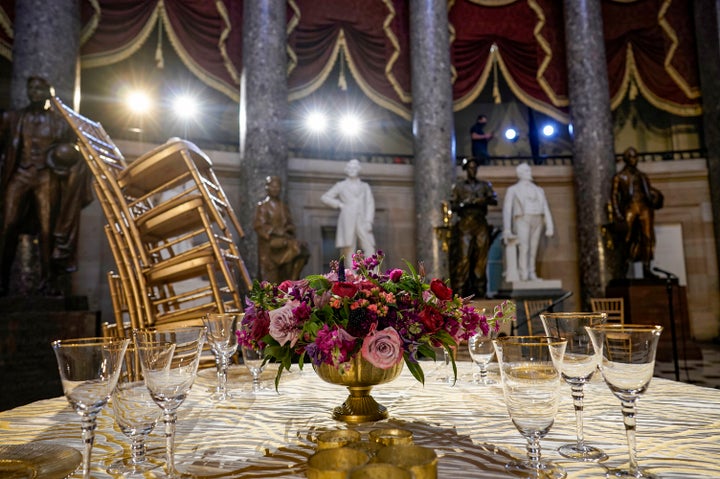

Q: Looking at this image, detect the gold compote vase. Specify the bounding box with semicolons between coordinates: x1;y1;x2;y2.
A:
314;354;403;423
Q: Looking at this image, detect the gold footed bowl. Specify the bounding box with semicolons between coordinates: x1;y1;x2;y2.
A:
313;355;403;423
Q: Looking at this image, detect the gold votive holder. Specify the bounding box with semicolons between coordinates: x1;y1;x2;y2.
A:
368;428;414;446
373;445;438;479
316;429;362;450
306;447;369;479
349;463;412;479
347;440;383;458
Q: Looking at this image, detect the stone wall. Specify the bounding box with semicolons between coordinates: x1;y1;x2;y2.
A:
73;141;719;340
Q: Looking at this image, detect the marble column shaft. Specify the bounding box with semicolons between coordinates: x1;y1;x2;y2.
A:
11;0;79;108
693;0;720;283
563;0;620;305
409;0;454;280
240;0;288;279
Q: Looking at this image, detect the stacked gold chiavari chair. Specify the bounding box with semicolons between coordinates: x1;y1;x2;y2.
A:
51;96;251;328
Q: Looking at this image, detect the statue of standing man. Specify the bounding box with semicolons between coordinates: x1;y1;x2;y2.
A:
0;76;92;295
449;157;498;298
502;163;554;282
321;159;376;260
253;175;309;283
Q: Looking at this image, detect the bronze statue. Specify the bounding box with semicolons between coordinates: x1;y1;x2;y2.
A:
253;176;309;282
611;146;664;278
0;76;92;295
449;157;498;298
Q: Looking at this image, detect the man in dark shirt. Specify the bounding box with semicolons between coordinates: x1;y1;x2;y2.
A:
470;114;493;165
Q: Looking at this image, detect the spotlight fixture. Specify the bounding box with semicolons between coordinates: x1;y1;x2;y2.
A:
305;111;328;134
541;124;556;137
339;113;362;138
504;128;519;142
126;90;151;114
173;95;198;119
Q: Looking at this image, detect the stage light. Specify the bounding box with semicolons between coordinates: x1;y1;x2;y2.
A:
126;90;151;114
339;113;362;138
504;128;519;142
305;111;328;134
542;124;556;137
173;95;198;119
568;123;574;136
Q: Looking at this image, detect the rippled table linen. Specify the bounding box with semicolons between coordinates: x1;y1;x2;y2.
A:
1;361;719;478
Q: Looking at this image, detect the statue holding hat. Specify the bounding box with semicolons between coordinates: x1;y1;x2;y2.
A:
449;157;498;298
0;76;92;295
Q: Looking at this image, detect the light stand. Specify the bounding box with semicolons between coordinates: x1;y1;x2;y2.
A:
653;266;680;381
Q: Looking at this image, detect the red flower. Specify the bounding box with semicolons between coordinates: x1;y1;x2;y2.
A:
331;281;359;298
419;306;444;333
430;279;453;301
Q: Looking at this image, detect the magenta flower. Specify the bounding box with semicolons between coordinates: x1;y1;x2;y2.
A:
361;327;404;369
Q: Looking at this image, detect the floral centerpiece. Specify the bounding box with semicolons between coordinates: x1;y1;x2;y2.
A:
237;251;515;390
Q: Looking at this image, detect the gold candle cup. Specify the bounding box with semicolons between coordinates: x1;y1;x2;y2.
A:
349;463;412;479
306;447;369;479
368;428;414;446
347;440;383;458
373;445;438;479
316;429;362;450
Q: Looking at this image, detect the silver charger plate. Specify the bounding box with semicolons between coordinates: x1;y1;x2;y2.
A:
0;442;82;479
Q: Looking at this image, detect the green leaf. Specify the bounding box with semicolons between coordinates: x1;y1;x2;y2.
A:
404;355;425;384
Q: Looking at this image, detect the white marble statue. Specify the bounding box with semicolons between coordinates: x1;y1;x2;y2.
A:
321;159;376;259
502;163;554;282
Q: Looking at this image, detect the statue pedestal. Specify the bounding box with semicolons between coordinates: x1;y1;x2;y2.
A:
501;278;563;292
0;296;97;411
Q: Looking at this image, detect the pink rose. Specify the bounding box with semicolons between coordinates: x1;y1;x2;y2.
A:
269;300;301;347
389;269;403;282
361;327;404;369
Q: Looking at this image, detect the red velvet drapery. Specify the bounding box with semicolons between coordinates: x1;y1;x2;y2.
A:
0;0;702;120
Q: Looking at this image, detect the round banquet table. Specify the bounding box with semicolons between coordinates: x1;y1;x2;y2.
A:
1;361;719;478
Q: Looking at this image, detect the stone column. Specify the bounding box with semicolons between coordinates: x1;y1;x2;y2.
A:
240;0;288;279
409;0;454;280
11;0;79;107
694;0;720;283
563;0;620;306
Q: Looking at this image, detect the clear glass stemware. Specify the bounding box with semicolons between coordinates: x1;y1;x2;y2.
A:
241;342;267;392
52;337;129;479
202;313;239;400
467;327;499;385
107;344;163;476
133;326;206;478
493;335;567;479
586;324;663;479
540;312;608;462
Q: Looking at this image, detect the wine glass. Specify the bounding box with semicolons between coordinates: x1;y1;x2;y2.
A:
202;312;239;400
241;342;267;392
51;337;129;479
540;312;608;462
467;327;499;385
586;324;663;479
493;336;567;479
133;326;206;478
107;345;163;476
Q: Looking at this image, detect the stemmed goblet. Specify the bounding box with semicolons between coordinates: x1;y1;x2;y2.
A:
241;342;267;392
133;326;206;478
586;324;663;479
107;345;163;476
540;312;608;462
202;312;239;400
467;327;499;385
51;337;130;479
493;336;567;479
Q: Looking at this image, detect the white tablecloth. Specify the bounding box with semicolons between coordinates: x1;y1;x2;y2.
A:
1;361;719;478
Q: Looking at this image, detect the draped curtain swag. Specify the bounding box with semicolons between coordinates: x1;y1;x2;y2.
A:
0;0;701;119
